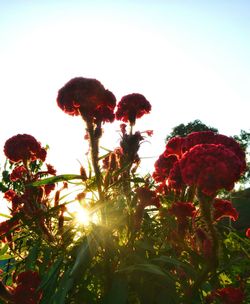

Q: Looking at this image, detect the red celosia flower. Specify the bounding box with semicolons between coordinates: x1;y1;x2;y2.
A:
44;183;55;196
120;123;127;135
145;130;153;137
179;144;244;196
213;286;245;304
4;134;46;163
136;187;161;208
0;219;18;242
184;131;216;150
4;189;17;202
154;132;246;196
152;154;178;183
57;77;116;123
169;202;196;220
134;187;160;230
246;228;250;238
213;199;239;222
10;166;27;181
185;131;246;172
46;164;56;175
16;270;40;287
14;271;42;304
168;161;185;191
115;93;151;125
165;136;186;158
120;131;144;163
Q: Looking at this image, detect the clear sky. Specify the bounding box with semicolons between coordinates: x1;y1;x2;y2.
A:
1;0;250;175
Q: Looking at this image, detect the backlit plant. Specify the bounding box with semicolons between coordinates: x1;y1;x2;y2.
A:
0;77;249;304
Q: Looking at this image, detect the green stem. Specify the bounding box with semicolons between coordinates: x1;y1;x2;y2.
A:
184;190;219;303
198;191;219;270
86;121;104;203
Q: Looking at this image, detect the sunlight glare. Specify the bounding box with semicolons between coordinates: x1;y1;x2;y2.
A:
74;207;91;226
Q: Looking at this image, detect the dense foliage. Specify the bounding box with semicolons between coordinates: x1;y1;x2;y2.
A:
0;77;249;303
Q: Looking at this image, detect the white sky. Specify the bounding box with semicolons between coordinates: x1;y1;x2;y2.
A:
0;0;250;176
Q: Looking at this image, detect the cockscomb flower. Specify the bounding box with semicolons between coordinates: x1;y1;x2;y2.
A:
4;189;17;202
13;270;42;304
246;228;250;238
185;131;246;172
179;144;244;196
169;202;196;221
120;131;144;164
206;286;245;304
0;219;19;242
57;77;116;123
10;166;27;181
4;134;47;163
115;93;151;125
165;136;186;158
134;187;160;230
154;132;246;197
152;154;178;183
135;187;161;208
213;199;239;222
168;161;185;191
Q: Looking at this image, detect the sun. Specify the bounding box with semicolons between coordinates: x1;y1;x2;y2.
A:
74;207;91;226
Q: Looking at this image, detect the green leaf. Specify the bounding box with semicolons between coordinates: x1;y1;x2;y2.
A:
104;275;128;304
0;213;11;219
52;269;73;304
118;263;175;284
39;258;63;290
25;243;39;269
69;234;95;280
0;254;12;260
152;256;196;277
0;244;9;256
29;174;84;186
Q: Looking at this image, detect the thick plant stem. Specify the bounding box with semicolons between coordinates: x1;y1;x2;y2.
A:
198;190;219;270
85;120;112;296
86;121;104;203
184;190;219;303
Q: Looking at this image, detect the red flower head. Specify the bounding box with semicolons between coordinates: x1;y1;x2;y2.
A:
168;161;185;191
115;93;151;125
14;271;42;304
120;131;144;163
135;187;161;208
179;144;244;196
10;166;27;181
185;131;246;172
214;286;245;304
57;77;116;123
246;228;250;238
152;154;178;183
213;199;239;222
165;136;186;158
169;202;196;221
0;219;18;242
134;187;160;230
46;164;57;175
4;134;46;163
4;189;17;202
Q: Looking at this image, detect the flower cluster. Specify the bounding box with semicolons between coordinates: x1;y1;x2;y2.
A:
206;286;245;304
3;135;56;218
57;77;116;123
213;198;238;222
12;271;42;304
0;77;248;304
153;131;246;196
4;134;46;163
115;93;151;125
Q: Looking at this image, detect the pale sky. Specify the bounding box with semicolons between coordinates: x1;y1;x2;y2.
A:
1;0;250;175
